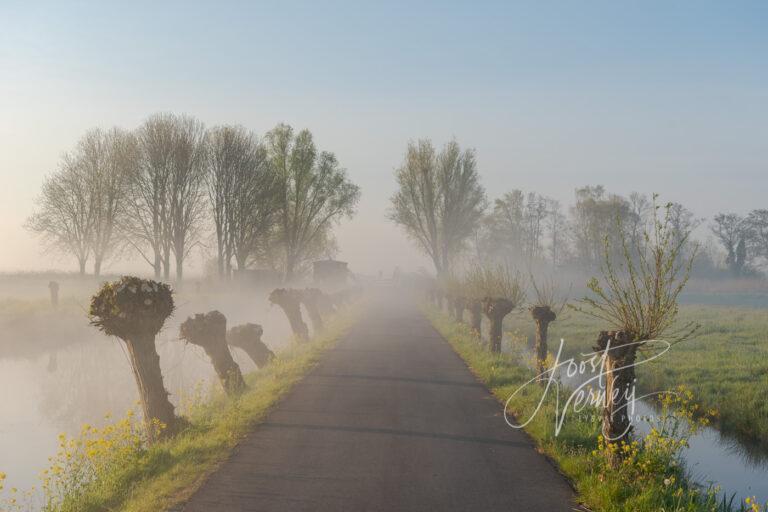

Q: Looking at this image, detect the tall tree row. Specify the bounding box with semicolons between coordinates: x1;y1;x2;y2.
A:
388;138;756;278
27;115;359;281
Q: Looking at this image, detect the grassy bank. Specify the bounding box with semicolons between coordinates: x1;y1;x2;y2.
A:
424;305;758;512
500;305;768;449
2;304;361;512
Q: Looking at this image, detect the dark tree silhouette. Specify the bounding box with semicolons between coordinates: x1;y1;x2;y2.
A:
269;288;310;342
179;311;245;396
227;323;275;369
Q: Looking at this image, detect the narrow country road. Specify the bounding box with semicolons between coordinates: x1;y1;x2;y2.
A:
180;290;579;511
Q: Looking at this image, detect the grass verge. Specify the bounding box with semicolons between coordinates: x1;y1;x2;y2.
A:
424;305;758;512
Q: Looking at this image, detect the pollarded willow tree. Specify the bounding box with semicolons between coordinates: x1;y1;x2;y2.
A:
269;288;310;342
573;196;699;466
265;124;361;282
439;272;465;322
528;275;569;380
227;323;275;369
298;288;334;334
462;267;486;336
179;311;245;396
389;139;487;277
478;264;526;353
89;276;177;440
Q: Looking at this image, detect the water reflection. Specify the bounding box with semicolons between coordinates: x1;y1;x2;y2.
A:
554;351;768;503
0;289;297;496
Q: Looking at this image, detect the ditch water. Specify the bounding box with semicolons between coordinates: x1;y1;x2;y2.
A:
0;290;295;502
549;349;768;504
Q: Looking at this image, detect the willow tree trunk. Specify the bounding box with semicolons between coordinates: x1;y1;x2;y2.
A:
270;290;310;342
530;306;557;380
179;312;246;397
301;299;324;333
239;343;274;368
595;330;638;468
228;325;275;369
469;302;482;336
452;298;464;322
482;298;515;353
201;342;245;395
125;334;177;440
48;282;59;308
232;340;275;369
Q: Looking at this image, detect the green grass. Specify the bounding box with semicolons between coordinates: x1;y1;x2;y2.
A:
425;305;753;512
500;305;768;449
40;304;362;512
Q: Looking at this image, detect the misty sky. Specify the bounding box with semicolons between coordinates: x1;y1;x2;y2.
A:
1;1;766;275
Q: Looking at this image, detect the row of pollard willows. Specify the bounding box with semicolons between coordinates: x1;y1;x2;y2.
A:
88;277;348;443
430;201;699;469
267;287;355;342
429;268;568;378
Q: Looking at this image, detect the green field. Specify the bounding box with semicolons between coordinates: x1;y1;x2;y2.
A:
500;304;768;450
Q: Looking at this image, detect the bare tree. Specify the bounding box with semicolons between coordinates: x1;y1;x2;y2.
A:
627;191;651;248
266;124;360;282
27;157;94;275
710;213;751;276
667;202;702;268
168;116;207;281
484;190;526;264
88;128;137;277
523;192;549;260
389;139;486;276
547;199;569;267
128;113;206;281
206;125;276;279
746;209;768;269
127;115;174;278
570;186;635;268
206;127;236;279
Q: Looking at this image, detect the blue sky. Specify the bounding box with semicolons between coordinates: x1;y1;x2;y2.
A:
1;1;766;273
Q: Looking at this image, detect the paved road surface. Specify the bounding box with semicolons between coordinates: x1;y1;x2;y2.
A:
181;292;579;511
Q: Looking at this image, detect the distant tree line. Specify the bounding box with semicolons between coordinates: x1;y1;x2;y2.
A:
390;138;768;278
27;114;360;281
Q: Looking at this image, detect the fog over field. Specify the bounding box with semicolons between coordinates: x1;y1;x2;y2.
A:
1;2;768;512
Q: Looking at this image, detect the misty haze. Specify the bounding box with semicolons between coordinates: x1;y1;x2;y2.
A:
1;2;767;512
